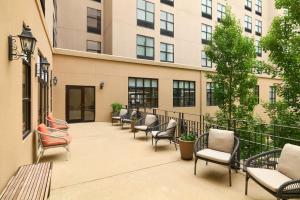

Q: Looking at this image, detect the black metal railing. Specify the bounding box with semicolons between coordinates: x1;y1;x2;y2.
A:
135;107;300;168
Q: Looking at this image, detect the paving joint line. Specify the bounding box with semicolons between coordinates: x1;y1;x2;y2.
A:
52;159;181;190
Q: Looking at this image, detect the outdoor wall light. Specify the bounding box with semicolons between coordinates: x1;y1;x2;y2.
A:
52;76;58;85
100;81;105;89
8;25;37;61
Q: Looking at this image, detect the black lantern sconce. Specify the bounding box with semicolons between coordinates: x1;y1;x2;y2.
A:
52;76;58;86
8;25;37;61
41;57;50;82
100;81;105;89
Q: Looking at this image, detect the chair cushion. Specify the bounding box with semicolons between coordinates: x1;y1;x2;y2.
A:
47;114;57;128
166;119;177;135
38;123;51;142
122;119;132;123
277;143;300;180
247;168;291;192
119;109;127;117
131;110;137;117
208;129;234;153
145;115;157;126
151;131;170;137
196;149;231;163
55;124;69;130
43;135;71;147
135;125;147;131
112;116;121;120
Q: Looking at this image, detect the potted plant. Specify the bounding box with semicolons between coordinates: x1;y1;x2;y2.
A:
111;103;123;117
179;133;196;160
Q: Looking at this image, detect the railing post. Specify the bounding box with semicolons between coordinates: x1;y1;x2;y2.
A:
233;119;240;170
153;108;156;115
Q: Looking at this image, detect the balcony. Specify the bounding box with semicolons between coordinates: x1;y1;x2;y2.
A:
43;121;287;199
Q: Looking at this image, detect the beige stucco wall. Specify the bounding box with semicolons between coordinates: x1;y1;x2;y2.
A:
56;0;103;52
53;48;281;123
0;0;53;191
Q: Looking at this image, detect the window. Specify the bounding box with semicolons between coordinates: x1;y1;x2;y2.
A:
255;20;262;36
206;82;216;106
173;80;195;107
87;40;101;53
201;0;212;19
160;43;174;63
37;54;50;125
255;40;262;57
40;0;45;15
244;15;252;33
137;0;155;29
23;58;31;138
255;0;262;15
201;51;212;67
128;77;158;108
255;85;260;104
50;70;53;112
161;0;174;6
87;8;101;34
269;86;276;103
160;11;174;37
245;0;252;11
137;35;154;60
217;3;226;22
201;24;212;44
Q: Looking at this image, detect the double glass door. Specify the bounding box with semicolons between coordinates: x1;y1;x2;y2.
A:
66;86;95;123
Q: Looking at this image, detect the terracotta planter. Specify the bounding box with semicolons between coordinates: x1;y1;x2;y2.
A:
179;139;195;160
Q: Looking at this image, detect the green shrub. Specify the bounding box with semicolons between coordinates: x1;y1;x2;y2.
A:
180;133;196;141
111;103;123;113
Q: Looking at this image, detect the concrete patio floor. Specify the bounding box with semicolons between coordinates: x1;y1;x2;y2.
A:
43;122;275;200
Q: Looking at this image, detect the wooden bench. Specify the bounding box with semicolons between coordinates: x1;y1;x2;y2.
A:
0;162;52;200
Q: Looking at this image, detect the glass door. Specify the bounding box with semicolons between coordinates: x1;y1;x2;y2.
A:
66;86;95;123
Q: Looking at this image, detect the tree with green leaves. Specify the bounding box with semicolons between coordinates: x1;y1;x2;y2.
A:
261;0;300;121
205;9;258;122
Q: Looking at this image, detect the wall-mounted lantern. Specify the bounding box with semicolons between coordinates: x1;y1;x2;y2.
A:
52;76;58;86
100;81;105;89
8;25;37;61
41;57;50;83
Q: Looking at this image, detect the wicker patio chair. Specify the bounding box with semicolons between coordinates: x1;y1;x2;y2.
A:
111;108;128;125
150;119;177;151
120;109;137;129
46;114;69;130
244;143;300;200
194;128;240;186
133;114;158;139
36;123;71;163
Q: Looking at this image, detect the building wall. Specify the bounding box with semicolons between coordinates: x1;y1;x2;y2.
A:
56;0;103;52
56;0;278;68
0;0;54;191
53;48;281;123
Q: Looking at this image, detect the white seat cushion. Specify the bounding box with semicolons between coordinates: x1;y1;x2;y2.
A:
277;143;300;180
247;168;291;192
166;119;177;135
135;125;147;131
151;131;170;137
196;149;231;163
145;115;157;126
112;116;121;120
208;129;234;153
119;109;127;117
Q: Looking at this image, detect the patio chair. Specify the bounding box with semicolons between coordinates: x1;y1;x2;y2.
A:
133;114;158;139
111;108;128;125
194;128;240;186
120;109;137;129
36;123;72;163
244;143;300;200
46;114;69;130
150;119;177;151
